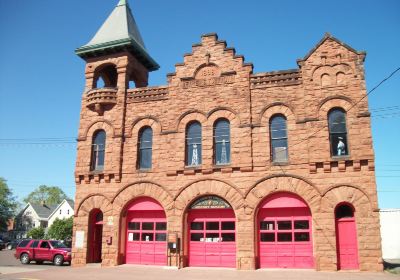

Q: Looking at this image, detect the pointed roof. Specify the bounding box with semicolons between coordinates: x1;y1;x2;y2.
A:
76;0;159;71
297;33;366;65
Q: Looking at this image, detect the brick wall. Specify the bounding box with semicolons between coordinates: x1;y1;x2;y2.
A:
72;33;382;271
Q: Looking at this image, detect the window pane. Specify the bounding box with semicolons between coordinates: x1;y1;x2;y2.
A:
277;221;292;230
295;232;310;242
221;222;235;230
139;148;152;169
141;233;154;241
215;142;231;165
261;233;275;242
214;119;230;165
191;233;203;241
142;222;154;230
128;222;140;230
97;150;105;167
30;241;39;248
139;127;153;148
129;233;140;241
329;110;347;133
156;222;167;231
206;222;219;230
336;204;354;219
272;139;288;162
221;233;235;242
18;240;30;248
155;233;167;241
187;143;202;166
91;130;106;171
191;222;203;230
270;116;288;139
277;233;292;242
260;221;274;230
206;233;219;241
294;220;309;229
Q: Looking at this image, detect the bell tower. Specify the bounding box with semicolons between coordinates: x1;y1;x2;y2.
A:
74;0;158;183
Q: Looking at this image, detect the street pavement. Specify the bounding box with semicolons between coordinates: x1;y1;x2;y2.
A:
1;250;399;280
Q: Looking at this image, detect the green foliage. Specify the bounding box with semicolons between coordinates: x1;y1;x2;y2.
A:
27;226;45;239
46;217;73;241
23;185;69;205
0;177;18;231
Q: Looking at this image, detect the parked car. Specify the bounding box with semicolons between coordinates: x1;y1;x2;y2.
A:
6;239;24;250
14;239;71;266
0;239;5;250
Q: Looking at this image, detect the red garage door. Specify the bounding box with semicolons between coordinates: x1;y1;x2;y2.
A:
188;196;236;268
258;193;314;269
125;197;167;265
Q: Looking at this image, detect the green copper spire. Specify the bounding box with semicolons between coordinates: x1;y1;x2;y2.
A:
75;0;159;71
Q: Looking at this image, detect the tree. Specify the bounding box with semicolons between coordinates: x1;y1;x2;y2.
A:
23;185;69;205
46;217;73;241
27;226;45;239
0;177;18;232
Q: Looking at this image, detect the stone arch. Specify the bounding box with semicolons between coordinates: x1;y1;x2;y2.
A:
80;119;116;141
321;184;373;215
128;116;162;138
318;97;353;120
259;102;296;125
207;107;240;126
311;63;354;87
174;179;245;216
112;181;174;214
245;174;321;215
75;194;112;217
176;110;207;132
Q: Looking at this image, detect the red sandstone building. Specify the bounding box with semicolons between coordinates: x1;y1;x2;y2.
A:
72;0;382;271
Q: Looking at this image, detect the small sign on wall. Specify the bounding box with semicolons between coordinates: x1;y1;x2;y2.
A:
75;231;84;248
107;216;114;226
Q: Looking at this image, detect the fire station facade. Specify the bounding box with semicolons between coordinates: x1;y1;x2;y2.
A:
72;0;382;271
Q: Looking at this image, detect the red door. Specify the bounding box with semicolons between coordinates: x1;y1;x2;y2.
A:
258;193;314;269
188;209;236;268
336;218;359;269
125;198;167;265
87;210;103;263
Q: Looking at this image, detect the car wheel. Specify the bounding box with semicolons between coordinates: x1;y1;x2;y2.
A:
7;244;12;250
54;255;64;266
20;253;30;264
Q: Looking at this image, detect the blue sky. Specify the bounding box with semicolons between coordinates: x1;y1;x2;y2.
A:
0;0;399;208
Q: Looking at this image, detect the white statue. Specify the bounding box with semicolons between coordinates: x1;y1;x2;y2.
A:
191;143;199;166
337;137;345;155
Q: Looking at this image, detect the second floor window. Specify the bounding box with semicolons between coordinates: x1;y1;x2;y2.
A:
90;130;106;171
138;127;153;169
214;119;230;165
328;108;349;156
270;115;288;162
186;122;202;166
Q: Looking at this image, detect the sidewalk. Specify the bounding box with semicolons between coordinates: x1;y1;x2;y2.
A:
1;265;399;280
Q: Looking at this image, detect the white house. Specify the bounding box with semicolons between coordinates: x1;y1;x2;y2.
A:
13;199;74;238
380;209;400;260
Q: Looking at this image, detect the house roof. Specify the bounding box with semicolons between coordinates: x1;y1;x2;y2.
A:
29;203;58;219
75;0;159;71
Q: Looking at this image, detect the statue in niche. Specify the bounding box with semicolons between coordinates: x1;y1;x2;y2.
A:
337;137;346;156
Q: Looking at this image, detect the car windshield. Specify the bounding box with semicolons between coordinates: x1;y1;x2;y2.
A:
50;241;67;248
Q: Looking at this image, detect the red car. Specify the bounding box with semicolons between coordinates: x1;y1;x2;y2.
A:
14;239;71;266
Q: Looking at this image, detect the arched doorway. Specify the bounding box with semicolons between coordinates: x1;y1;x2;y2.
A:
335;203;359;270
187;196;236;268
87;209;103;263
125;197;167;265
257;192;314;268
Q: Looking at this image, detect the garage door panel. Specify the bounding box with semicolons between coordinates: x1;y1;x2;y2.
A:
258;195;314;269
188;208;236;268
